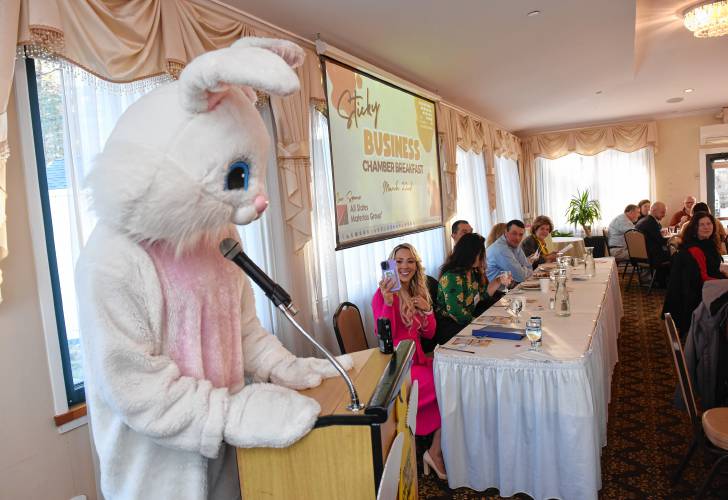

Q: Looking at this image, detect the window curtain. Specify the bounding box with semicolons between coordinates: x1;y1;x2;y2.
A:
309;109;446;349
536;147;654;233
455;147;492;237
521;121;659;226
495;155;523;222
41;63;290;350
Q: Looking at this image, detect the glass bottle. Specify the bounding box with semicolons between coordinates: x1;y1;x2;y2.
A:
584;246;595;277
554;275;571;317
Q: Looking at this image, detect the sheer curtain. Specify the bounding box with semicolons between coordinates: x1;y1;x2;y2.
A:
536;147;654;232
54;62;282;364
455;147;492;236
309;109;446;348
495;155;523;222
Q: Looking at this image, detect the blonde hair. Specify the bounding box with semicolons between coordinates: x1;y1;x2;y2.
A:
486;223;507;247
388;243;430;327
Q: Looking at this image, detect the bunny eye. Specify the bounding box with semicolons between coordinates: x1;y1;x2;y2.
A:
225;160;250;191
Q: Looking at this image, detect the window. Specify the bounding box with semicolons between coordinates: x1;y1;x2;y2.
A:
309;109;446;346
495;155;523;222
536;147;654;232
455;147;492;236
23;58;281;408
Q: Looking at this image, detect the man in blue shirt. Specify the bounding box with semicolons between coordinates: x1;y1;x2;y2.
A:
486;219;534;283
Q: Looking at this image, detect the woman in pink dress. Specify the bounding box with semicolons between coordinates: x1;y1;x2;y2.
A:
372;243;446;480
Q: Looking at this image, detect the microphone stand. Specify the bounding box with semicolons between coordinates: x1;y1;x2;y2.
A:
220;239;363;412
276;305;364;412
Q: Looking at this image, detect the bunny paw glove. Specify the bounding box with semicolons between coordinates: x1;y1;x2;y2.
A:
270;354;354;390
224;383;320;449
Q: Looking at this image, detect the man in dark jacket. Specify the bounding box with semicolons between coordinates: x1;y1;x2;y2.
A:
635;201;671;286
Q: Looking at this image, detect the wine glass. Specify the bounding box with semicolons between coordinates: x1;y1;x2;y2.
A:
498;270;512;292
507;295;524;325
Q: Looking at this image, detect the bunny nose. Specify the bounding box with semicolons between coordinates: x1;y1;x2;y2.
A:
253;194;269;214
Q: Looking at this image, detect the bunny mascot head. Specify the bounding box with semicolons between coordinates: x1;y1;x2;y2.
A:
76;38;352;500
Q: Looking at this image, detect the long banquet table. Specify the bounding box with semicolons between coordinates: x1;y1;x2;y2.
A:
433;258;623;500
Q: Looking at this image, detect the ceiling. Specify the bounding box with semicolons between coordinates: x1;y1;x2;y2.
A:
226;0;728;134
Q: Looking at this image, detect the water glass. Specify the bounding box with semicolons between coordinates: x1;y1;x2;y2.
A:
525;317;542;350
507;295;524;324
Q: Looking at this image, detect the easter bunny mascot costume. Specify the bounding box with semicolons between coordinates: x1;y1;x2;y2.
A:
76;38;352;500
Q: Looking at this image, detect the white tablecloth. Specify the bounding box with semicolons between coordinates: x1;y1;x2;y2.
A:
433;259;622;500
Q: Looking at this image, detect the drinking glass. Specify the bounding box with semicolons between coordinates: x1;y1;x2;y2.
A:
498;270;512;292
507;295;524;324
525;318;542;350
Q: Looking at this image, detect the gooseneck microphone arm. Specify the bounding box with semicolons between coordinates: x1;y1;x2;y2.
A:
220;238;363;412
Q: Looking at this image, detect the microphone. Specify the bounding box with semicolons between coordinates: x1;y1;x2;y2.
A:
220;238;298;315
219;238;363;412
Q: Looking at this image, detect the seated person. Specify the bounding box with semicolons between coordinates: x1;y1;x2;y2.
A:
607;204;639;260
637;199;651;222
434;233;510;345
677;202;728;245
635;201;670;265
486;222;506;247
451;219;473;245
663;211;728;336
668;195;696;229
372;243;446;478
486;219;534;283
520;215;558;268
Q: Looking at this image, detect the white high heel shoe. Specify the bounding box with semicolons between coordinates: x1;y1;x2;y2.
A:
422;450;447;480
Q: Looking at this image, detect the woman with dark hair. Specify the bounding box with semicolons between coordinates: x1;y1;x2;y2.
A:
434;233;510;344
372;243;446;478
677;202;727;244
637;199;651;221
663;211;728;335
521;215;558;268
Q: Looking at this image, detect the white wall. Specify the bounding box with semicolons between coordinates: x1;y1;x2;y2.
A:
0;90;96;500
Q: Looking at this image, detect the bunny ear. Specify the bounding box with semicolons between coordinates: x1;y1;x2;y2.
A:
179;40;303;114
231;37;305;69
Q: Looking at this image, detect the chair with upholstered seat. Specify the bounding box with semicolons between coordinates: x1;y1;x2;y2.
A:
664;312;728;497
602;228;629;278
624;229;668;292
332;302;368;354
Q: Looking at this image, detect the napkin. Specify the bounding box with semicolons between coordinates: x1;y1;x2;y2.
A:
472;326;525;340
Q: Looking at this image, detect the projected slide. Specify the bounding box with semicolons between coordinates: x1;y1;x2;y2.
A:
324;58;442;249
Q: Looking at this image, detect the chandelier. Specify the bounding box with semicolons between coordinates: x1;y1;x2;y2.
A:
683;1;728;37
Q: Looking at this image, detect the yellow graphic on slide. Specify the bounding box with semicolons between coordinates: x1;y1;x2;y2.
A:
325;59;442;247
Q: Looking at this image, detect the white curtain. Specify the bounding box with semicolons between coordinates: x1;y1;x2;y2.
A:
455;147;492;237
47;61;285;385
309;109;446;348
536;147;654;233
495;155;523;222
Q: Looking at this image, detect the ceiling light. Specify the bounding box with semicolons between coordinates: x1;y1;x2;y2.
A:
683;1;728;38
667;97;684;103
684;88;695;93
595;90;603;95
527;10;541;17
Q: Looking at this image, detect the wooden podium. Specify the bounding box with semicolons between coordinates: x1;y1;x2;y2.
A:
236;341;417;499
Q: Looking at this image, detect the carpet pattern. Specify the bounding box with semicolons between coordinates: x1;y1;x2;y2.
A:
416;281;726;499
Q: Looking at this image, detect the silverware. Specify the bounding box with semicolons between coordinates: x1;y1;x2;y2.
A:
440;345;476;354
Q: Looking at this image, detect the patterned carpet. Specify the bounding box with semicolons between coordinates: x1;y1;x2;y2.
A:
416;280;727;499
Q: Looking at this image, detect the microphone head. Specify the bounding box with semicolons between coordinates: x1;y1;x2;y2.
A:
219;238;241;259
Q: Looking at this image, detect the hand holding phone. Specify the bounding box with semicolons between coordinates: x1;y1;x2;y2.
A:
380;259;401;293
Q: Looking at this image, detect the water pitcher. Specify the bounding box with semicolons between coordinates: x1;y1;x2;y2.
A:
554;275;571;317
584;246;596;277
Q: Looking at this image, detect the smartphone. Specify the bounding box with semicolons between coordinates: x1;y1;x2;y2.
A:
381;259;402;292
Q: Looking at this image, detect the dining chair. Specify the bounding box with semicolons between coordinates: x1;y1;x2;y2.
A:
602;228;629;278
664;313;728;498
623;230;652;290
332;302;369;354
584;235;608;258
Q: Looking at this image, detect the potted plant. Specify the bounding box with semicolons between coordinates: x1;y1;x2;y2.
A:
565;189;601;236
